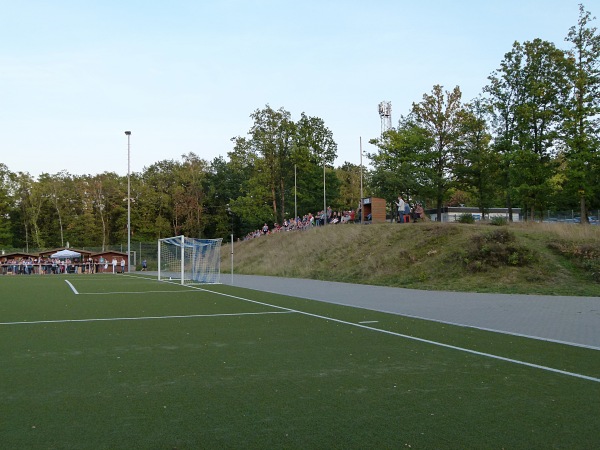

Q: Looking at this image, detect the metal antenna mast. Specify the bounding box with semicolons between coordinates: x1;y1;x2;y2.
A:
378;101;392;137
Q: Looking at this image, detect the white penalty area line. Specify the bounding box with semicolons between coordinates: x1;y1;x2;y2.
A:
64;277;194;296
194;285;600;384
65;280;79;295
80;290;203;295
0;310;294;326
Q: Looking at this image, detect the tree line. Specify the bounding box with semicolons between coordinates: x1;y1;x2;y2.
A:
1;4;598;251
0;110;363;251
370;5;600;222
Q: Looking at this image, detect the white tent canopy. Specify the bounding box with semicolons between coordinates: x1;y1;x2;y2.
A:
50;249;81;259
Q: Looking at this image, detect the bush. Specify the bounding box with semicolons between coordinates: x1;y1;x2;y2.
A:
459;229;536;272
457;213;475;224
548;241;600;282
490;216;508;226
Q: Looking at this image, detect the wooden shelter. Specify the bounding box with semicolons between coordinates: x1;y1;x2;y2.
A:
91;251;129;273
362;197;387;223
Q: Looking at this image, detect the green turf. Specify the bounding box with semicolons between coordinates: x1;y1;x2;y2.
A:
1;274;599;449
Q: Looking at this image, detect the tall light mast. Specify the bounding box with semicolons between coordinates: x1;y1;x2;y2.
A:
378;101;392;137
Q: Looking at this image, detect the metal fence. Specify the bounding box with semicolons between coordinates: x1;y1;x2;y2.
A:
522;210;600;224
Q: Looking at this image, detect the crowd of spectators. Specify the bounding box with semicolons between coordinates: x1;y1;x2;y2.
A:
1;256;127;275
244;207;357;240
1;257;79;275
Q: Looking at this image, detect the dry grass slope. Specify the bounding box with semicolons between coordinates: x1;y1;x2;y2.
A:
227;222;600;296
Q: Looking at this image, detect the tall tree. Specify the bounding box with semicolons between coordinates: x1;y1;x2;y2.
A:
0;164;15;246
564;4;600;223
516;39;571;219
369;117;435;213
172;153;209;238
249;106;295;223
411;85;464;220
486;39;571;220
335;162;363;213
294;113;339;216
229;107;338;228
454;98;500;217
37;171;73;247
485;44;525;220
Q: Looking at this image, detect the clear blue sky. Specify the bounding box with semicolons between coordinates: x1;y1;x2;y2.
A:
0;0;590;177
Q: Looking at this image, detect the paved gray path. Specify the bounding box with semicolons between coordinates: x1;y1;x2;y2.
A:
221;274;600;350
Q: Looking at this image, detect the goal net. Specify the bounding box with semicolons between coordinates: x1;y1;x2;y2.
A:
158;236;223;284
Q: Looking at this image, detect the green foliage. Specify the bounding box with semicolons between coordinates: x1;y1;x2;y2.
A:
228;106;340;229
411;85;464;220
486;38;572;219
460;229;536;272
0;164;14;246
548;241;600;282
369;117;435;206
453;98;501;214
562;4;600;221
490;216;508;226
457;213;476;224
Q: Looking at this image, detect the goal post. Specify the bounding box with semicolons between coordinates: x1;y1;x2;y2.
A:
158;235;223;284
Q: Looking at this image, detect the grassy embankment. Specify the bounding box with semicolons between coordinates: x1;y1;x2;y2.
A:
228;221;600;296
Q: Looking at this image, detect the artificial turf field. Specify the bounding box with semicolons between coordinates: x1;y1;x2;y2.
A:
1;274;599;449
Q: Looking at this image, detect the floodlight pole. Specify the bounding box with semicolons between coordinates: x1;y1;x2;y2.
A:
360;136;364;223
323;157;327;225
125;131;131;273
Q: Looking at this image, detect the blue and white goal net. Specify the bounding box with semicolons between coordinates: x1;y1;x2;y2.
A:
158;236;223;284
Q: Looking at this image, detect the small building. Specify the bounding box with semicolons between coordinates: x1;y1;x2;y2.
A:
91;251;129;273
425;207;522;222
0;251;37;263
361;197;387;223
0;252;38;275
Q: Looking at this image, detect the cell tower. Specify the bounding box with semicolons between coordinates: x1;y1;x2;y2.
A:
378;101;392;137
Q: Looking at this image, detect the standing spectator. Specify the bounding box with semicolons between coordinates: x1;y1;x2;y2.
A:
142;259;147;271
112;257;117;274
120;258;125;274
395;196;405;223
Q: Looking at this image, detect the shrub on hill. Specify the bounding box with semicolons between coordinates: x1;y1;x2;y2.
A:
457;213;475;224
548;241;600;282
458;229;536;272
490;216;508;226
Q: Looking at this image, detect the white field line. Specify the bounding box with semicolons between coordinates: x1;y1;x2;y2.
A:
0;310;293;326
65;280;79;294
188;283;600;384
365;308;600;352
64;274;190;295
80;290;201;295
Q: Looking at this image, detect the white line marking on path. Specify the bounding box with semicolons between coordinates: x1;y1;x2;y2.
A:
368;308;600;351
192;284;600;384
65;280;79;295
0;310;293;326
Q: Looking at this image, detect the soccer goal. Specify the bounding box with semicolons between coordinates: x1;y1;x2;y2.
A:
158;236;223;284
